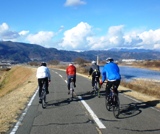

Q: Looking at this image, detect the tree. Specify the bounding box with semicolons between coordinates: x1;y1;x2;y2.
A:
74;57;88;65
48;60;60;65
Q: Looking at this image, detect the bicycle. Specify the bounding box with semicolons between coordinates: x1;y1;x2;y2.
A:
92;77;100;98
105;85;120;118
40;81;47;109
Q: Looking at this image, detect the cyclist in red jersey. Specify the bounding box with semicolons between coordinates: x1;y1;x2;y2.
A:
66;63;76;94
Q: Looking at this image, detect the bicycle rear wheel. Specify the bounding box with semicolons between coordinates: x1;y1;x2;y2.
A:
41;90;47;109
96;83;100;98
93;82;98;96
70;81;74;100
113;95;120;118
105;95;111;111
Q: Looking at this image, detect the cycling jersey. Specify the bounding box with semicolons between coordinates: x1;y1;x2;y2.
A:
66;64;76;75
102;62;121;82
89;64;100;76
66;64;76;90
36;66;51;80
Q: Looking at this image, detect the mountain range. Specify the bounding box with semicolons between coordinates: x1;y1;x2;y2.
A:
0;41;160;63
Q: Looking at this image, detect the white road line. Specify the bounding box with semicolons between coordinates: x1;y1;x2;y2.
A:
78;96;106;129
59;74;62;77
62;73;106;129
10;89;38;134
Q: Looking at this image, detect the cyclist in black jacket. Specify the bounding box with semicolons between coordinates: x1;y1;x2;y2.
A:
88;61;101;92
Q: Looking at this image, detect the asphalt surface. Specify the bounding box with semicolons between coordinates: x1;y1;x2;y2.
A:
8;69;160;134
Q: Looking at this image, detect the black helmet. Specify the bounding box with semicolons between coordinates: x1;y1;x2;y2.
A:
41;62;47;66
106;57;114;63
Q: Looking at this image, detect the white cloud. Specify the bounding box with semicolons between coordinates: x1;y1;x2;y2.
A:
0;23;19;40
154;44;160;49
138;29;160;49
64;0;86;7
107;25;125;46
27;31;55;47
59;22;92;50
58;24;160;50
123;31;142;47
19;30;29;36
0;23;9;31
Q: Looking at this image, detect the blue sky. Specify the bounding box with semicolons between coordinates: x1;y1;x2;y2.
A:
0;0;160;51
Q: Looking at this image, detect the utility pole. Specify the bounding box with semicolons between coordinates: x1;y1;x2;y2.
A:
97;55;99;65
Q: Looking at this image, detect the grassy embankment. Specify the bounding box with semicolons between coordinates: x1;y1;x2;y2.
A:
0;65;37;133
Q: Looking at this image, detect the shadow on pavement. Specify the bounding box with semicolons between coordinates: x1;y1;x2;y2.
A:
118;100;160;119
135;100;160;109
45;91;97;108
118;103;142;119
46;98;75;109
119;90;132;93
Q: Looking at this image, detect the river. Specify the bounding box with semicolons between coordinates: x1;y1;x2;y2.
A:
99;66;160;81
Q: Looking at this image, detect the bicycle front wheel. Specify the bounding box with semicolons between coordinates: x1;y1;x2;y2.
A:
113;95;120;118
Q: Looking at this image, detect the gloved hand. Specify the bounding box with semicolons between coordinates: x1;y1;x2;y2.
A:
48;80;51;84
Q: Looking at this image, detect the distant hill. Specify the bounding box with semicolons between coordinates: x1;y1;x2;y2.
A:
0;41;160;63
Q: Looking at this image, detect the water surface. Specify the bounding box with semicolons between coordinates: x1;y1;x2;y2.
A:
100;66;160;81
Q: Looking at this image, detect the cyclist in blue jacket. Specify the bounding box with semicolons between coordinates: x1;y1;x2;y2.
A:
101;57;121;96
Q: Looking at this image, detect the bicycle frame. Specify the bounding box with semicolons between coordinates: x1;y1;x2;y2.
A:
105;84;120;118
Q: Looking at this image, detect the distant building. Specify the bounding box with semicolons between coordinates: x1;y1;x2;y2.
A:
0;62;11;70
122;59;136;62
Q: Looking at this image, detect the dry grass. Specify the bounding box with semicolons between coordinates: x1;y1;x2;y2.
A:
0;66;34;97
120;60;160;71
0;65;37;133
121;79;160;99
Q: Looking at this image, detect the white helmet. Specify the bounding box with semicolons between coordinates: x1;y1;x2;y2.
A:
106;57;114;63
92;60;96;64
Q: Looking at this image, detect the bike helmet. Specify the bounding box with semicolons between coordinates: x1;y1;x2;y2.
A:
41;62;47;66
92;60;96;64
69;63;73;66
106;57;114;63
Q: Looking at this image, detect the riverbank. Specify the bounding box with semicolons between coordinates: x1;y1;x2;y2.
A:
118;60;160;71
0;66;37;133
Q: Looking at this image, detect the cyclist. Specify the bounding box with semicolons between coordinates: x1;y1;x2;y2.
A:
36;62;51;103
100;57;121;97
88;60;101;92
66;63;76;94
